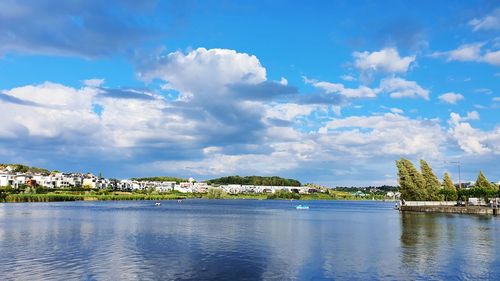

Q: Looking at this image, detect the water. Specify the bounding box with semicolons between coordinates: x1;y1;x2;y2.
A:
0;200;499;280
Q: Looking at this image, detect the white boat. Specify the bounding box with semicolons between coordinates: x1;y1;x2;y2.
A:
296;205;309;210
155;202;161;206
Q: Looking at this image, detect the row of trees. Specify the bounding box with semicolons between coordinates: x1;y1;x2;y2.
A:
396;158;498;201
130;176;189;184
0;163;50;174
207;176;301;187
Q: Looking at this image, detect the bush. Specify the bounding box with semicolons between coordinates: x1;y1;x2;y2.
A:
206;188;225;199
267;190;300;200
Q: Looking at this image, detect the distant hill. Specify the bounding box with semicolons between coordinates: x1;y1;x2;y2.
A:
130;176;188;183
207;176;301;186
0;164;50;174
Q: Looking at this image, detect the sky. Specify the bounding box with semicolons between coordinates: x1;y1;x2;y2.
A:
0;0;499;186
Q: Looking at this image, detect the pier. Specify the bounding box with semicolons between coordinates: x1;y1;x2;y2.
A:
399;201;499;216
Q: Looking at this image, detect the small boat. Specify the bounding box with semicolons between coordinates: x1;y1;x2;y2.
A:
296;205;309;210
155;202;161;206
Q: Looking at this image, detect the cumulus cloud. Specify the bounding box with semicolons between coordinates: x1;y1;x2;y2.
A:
378;77;430;100
138;48;267;97
353;48;415;76
432;42;500;66
449;111;480;124
438;92;464;104
304;77;378;98
469;8;500;31
318;113;446;158
448;112;500;155
1;46;498;185
305;76;429;101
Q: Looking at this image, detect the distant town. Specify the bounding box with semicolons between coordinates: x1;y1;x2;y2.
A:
0;164;398;198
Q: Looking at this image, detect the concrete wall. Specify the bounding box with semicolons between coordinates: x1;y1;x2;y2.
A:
404;201;456;206
401;205;496;215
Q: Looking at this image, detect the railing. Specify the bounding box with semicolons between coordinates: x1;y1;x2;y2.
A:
403;201;457;206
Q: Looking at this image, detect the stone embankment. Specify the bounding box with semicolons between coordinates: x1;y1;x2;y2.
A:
399;201;499;215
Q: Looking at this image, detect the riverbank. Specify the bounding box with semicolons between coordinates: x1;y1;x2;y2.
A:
400;205;499;215
1;191;386;203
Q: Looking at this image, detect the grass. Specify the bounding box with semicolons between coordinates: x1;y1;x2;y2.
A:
1;190;386;203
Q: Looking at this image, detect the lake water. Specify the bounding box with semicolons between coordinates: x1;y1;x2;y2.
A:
0;200;499;280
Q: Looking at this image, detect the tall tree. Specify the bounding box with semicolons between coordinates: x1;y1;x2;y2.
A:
473;171;498;202
442;172;457;201
474;171;494;189
420;160;442;201
396;159;411;200
396;158;426;201
400;158;427;200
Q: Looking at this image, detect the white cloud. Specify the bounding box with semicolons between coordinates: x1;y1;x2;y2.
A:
83;78;105;87
483;50;500;65
493;97;500;102
304;78;378;98
138;47;267;99
390;108;404;114
449;122;489;154
305;76;429;100
353;48;415;74
438;92;464;104
447;112;500;155
378;77;430;100
318;113;446;158
433;43;500;66
475;88;492;95
446;43;483;61
449;111;480;124
279;77;288;85
0;83;101;147
2;46;499;186
265;103;323;121
340;75;356;81
469;8;500;31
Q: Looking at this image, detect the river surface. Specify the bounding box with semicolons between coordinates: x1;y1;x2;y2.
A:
0;200;499;280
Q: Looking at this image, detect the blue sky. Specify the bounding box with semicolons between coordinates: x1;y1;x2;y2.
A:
0;0;499;185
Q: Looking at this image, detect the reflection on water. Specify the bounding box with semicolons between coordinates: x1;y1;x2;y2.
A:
0;200;499;280
400;212;499;280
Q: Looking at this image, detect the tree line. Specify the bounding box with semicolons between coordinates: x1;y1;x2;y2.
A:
0;164;50;174
130;176;189;184
396;158;499;201
207;176;301;186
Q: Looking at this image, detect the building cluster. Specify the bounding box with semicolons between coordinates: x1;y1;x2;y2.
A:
0;166;321;194
218;184;319;194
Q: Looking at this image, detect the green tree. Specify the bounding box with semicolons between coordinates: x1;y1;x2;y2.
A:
475;171;494;189
0;190;7;202
420;160;442;201
206;188;225;199
396;159;412;200
267;189;300;200
396;158;426;201
473;171;498;202
441;172;457;201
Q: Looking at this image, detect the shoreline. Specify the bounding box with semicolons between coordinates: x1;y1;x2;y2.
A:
0;192;389;203
400;205;499;216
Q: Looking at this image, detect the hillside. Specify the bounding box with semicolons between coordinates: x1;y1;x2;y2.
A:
0;164;50;174
207;176;301;186
130;176;189;183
